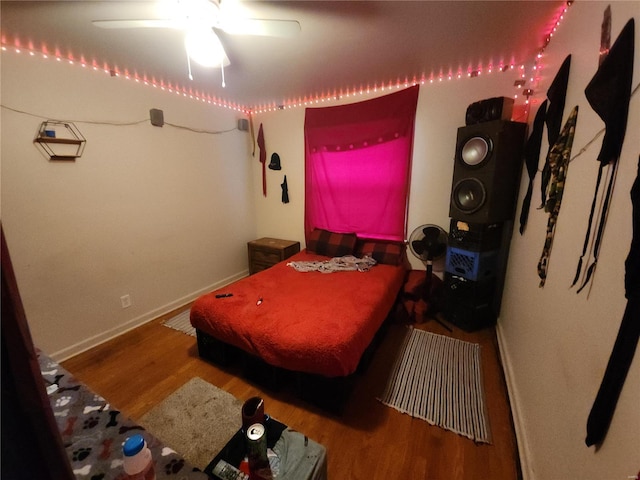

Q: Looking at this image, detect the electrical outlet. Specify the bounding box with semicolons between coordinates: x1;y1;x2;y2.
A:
120;294;132;309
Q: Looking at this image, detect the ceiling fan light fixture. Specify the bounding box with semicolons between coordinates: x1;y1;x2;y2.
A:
184;27;228;68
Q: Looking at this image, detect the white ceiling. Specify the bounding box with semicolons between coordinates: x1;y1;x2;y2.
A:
1;1;566;110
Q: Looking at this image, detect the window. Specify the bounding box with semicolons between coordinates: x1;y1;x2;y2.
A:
304;85;419;241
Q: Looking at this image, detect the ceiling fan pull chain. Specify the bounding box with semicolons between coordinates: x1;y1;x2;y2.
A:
187;53;194;81
184;37;193;81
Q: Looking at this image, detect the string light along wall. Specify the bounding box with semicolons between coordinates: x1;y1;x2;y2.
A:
0;40;249;114
520;1;573;108
0;1;571;116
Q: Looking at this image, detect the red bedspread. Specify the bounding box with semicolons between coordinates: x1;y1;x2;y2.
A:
191;250;406;377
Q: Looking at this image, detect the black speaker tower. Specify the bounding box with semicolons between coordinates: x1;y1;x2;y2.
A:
444;118;526;331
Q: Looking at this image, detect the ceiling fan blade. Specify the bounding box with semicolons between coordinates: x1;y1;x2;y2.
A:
219;18;300;37
92;19;182;30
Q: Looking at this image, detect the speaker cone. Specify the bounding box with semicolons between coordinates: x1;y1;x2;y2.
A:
452;178;486;213
460;136;492;166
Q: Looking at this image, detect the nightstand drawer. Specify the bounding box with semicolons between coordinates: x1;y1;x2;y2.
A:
251;249;281;264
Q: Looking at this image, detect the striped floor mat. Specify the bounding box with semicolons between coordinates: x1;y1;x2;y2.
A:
162;309;196;337
378;327;491;443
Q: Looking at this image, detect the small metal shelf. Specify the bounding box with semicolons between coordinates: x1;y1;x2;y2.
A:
34;121;86;160
35;137;84;145
47;155;80;161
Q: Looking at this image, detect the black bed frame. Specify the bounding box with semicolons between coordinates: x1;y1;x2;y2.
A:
195;306;397;414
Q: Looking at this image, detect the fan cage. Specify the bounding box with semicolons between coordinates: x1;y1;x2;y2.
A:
408;225;448;262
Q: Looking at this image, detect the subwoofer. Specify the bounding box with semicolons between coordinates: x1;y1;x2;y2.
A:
449;120;526;224
443;273;498;331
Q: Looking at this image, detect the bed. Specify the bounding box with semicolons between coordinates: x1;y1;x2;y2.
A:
190;230;408;411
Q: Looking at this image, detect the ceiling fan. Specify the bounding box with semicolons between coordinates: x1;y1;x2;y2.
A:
92;0;300;82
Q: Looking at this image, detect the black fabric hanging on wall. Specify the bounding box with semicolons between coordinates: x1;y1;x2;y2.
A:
519;100;548;234
281;176;289;204
572;18;635;292
583;18;636;447
585;156;640;447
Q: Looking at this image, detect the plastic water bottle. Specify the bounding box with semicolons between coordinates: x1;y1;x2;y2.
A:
123;434;156;480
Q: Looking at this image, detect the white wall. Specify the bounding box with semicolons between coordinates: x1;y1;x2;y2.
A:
1;51;257;360
499;2;640;479
249;108;307;243
251;2;640;478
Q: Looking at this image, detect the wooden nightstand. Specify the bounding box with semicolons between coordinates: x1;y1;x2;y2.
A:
247;237;301;275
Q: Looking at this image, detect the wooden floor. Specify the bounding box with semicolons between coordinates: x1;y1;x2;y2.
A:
62;306;521;480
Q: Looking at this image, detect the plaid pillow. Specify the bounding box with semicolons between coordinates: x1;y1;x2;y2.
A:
306;229;357;257
355;240;406;265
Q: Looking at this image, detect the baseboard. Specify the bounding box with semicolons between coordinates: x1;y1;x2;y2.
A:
51;270;249;362
495;321;532;480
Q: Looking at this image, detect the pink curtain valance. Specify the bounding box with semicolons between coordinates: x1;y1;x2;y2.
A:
304;85;420;152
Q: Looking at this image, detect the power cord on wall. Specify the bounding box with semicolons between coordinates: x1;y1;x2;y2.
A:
163;121;237;135
1;104;239;136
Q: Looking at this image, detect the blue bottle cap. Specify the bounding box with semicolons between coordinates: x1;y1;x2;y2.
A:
123;434;145;457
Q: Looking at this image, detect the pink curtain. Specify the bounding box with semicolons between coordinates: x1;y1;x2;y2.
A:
304;85;419;242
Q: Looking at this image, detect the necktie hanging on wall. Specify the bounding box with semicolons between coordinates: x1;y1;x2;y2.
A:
257;123;267;196
519;100;548;234
539;56;572;210
572;18;635;293
585;156;640;447
537;106;579;287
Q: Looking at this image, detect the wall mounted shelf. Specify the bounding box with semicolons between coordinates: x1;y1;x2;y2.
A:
34;121;86;160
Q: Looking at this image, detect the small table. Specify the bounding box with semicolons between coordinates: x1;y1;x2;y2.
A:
205;417;327;480
247;237;300;275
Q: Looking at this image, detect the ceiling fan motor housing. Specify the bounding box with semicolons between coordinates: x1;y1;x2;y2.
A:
449;120;526;224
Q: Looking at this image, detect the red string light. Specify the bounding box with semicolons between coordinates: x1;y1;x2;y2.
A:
2;2;571;115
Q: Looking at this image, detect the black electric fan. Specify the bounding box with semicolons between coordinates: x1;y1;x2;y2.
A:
408;224;450;329
409;224;448;292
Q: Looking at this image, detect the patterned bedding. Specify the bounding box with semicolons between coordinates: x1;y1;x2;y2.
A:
38;351;210;480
